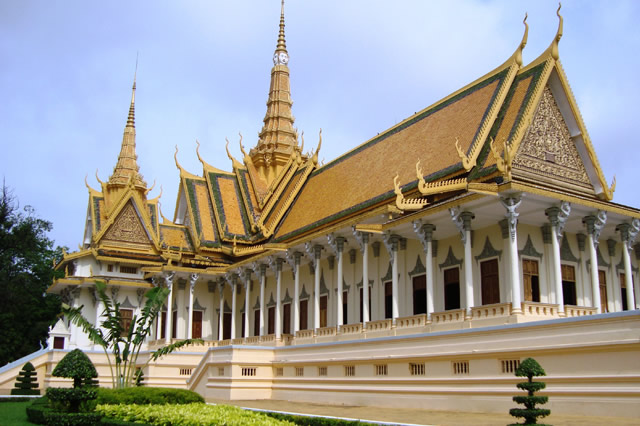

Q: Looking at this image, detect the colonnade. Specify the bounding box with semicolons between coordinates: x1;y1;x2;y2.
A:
155;198;640;342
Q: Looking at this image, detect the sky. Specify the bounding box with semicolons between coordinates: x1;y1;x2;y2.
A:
1;0;639;251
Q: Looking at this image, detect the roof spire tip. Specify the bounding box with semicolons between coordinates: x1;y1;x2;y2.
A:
551;2;563;60
514;12;529;66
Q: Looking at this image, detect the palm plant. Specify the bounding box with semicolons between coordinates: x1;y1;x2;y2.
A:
62;281;202;388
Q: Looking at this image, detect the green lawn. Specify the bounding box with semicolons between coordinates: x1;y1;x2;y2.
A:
0;401;35;425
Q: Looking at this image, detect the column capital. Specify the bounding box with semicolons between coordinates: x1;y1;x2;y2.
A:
224;272;239;286
616;219;640;250
304;242;323;267
189;273;199;292
250;262;267;277
285;249;302;272
412;220;436;251
583;210;607;246
500;195;522;242
217;277;225;291
382;232;400;260
240;268;251;283
352;226;370;253
545;201;571;241
164;272;175;290
327;234;346;256
450;207;474;244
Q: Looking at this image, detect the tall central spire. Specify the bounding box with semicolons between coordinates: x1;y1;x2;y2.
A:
108;68;147;193
248;0;301;185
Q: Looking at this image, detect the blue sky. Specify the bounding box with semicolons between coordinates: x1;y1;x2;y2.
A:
1;0;639;250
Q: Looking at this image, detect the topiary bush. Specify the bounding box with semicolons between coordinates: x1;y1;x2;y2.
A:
96;386;204;405
509;357;551;425
52;349;98;389
47;349;99;414
11;361;40;395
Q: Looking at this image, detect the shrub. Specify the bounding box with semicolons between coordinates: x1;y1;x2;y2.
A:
48;349;99;413
52;349;98;388
96;386;204;405
46;387;98;413
96;403;295;425
265;412;374;425
509;357;551;426
11;361;40;395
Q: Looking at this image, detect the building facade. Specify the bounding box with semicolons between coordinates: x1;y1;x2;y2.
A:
2;3;639;418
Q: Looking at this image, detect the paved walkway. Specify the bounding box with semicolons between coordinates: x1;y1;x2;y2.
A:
209;399;638;426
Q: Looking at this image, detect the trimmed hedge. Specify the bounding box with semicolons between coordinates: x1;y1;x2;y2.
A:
265;412;374;426
96;386;204;405
96;403;294;425
11;362;40;395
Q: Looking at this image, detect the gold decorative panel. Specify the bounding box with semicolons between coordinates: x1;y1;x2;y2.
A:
103;201;151;246
513;86;590;186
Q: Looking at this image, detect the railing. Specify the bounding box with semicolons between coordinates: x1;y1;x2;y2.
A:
521;302;559;317
366;319;393;332
218;339;232;347
316;326;337;337
564;305;598;317
471;303;511;319
396;314;427;329
245;336;260;344
295;329;314;339
340;323;362;335
431;309;465;324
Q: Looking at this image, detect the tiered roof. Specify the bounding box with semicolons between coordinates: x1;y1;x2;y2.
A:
52;4;619;284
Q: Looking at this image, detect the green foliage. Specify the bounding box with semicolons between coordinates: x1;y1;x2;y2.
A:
52;349;98;388
46;387;98;413
96;403;295;425
96;386;204;405
134;367;144;386
266;411;376;425
11;361;40;395
64;280;203;388
0;183;64;366
509;358;551;425
515;358;547;378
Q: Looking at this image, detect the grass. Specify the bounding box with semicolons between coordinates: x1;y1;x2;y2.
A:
0;401;35;425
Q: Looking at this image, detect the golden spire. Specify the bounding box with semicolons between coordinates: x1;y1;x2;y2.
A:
248;0;301;185
107;63;147;192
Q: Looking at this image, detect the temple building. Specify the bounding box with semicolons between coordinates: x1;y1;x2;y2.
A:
1;3;638;418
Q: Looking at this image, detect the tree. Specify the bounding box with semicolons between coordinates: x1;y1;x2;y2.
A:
0;183;63;367
11;361;40;395
509;357;551;425
63;280;202;388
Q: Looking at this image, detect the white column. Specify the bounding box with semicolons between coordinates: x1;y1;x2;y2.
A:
187;273;198;339
229;274;237;339
502;196;523;313
328;235;346;328
414;222;436;319
363;236;370;324
583;212;607;314
546;204;570;313
242;269;251;338
293;252;302;333
218;281;224;341
383;232;400;321
164;272;175;344
617;220;640;310
313;246;322;329
275;259;283;338
259;265;266;336
93;286;104;350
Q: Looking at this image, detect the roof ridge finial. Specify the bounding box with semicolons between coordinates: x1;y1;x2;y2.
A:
551;2;563;60
273;0;289;65
127;54;138;128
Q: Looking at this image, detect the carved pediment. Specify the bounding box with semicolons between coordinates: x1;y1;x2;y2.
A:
102;201;153;247
513;86;592;189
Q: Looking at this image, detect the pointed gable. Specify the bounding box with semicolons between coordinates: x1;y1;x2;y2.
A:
512;84;593;193
101;200;154;248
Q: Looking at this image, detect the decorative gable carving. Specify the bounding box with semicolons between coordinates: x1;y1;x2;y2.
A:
102;201;152;247
513;86;591;188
